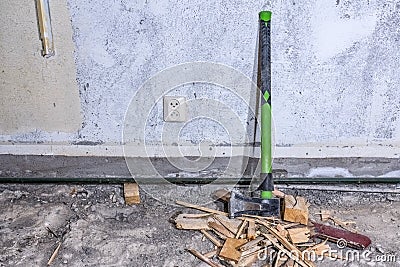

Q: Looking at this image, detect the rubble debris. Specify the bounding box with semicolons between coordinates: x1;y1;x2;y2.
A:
123;183;140;205
174;193;371;266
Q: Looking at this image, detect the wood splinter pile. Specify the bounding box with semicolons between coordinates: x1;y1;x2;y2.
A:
174;194;347;267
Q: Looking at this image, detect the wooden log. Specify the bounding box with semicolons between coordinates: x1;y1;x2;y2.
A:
283;195;309;225
123;183;140;205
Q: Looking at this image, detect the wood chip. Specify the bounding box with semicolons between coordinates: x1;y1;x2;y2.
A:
257;220;315;267
219;238;247;263
200;229;223;247
283;195;309;225
330;217;357;232
214;215;241;234
47;242;62;265
176;201;228;216
261;233;312;267
187;248;224;267
237;250;260;267
175;214;211;230
317;210;331;222
235;220;248;239
287;227;310;244
123;183;140;205
247;220;256;240
204;249;218;258
282;222;300;229
208;221;235;239
238;236;265;252
276;224;288;238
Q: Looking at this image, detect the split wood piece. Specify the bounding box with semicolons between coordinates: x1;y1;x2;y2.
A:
240;214;277;222
283;222;300;229
306;240;330;257
235;220;248;239
123;183;140;205
247;220;256;240
187;248;224;267
261;233;313;267
204;249;218;258
238;236;265;251
316;210;357;232
47;242;62;265
219;238;247;263
316;210;331;222
241;245;264;258
257;220;315;267
287;227;310;244
276;224;288;238
175;214;212;230
283;195;309;225
237;250;260;267
176;200;228;216
214;215;241;235
305;240;346;261
275;254;289;267
208;221;235;239
330;217;357;233
200;229;223;247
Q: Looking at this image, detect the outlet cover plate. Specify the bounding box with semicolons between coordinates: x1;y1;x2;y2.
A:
163;96;187;122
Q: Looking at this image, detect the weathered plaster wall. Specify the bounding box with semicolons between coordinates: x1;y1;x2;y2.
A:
0;0;399;157
0;0;81;135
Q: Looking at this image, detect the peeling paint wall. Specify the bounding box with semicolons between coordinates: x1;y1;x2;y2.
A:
0;0;399;156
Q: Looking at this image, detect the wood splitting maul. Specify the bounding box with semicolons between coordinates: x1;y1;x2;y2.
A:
36;0;55;58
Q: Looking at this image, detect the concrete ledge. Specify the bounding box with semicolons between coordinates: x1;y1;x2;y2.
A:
0;144;399;158
0;155;399;179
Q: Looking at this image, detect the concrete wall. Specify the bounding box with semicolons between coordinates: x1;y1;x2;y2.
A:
0;0;399;158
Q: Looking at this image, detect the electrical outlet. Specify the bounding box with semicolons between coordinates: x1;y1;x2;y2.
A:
163;96;187;122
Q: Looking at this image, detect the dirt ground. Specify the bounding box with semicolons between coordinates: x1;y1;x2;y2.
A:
0;184;399;267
